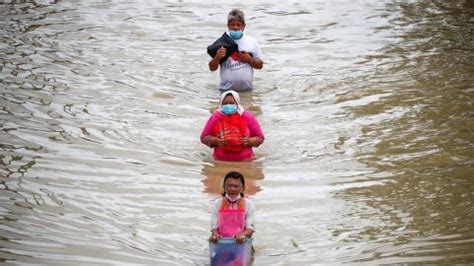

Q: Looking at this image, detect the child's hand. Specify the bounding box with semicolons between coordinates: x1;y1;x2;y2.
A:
235;234;246;244
209;233;219;243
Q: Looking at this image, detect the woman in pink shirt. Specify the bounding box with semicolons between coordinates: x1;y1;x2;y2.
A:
201;90;264;161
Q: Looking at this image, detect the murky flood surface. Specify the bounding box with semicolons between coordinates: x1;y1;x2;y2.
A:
0;0;473;264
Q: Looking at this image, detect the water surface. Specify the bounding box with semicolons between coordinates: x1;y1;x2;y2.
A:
0;0;473;264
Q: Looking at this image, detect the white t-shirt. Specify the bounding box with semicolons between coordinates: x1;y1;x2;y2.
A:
219;34;263;91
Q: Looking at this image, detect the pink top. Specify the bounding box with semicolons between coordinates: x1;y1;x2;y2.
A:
200;111;264;161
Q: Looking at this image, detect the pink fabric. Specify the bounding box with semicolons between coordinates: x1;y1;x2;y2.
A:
201;111;264;161
218;209;246;237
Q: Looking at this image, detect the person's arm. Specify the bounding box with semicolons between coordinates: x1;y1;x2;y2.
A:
250;39;264;69
201;112;228;147
235;228;254;244
238;52;263;70
208;57;220;72
201;113;218;147
241;112;264;147
209;46;226;71
250;57;263;69
209;199;221;243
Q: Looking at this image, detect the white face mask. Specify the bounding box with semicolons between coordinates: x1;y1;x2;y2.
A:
225;194;241;203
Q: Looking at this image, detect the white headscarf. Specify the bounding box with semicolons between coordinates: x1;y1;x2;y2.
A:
218;90;245;116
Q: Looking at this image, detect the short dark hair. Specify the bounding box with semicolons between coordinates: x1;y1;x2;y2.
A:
222;171;245;196
227;9;245;25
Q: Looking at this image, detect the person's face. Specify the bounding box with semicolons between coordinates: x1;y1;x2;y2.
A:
224;178;244;197
227;20;245;31
222;95;237;105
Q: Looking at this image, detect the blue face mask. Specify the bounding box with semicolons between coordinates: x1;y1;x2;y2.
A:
229;30;243;40
221;104;238;115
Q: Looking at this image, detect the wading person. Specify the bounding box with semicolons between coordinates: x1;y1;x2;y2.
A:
209;171;255;243
209;171;255;265
207;8;264;91
200;90;264;161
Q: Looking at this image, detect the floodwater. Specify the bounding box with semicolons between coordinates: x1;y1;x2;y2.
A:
0;0;473;265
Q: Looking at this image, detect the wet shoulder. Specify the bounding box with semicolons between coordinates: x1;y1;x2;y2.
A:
244;198;254;208
242;111;257;120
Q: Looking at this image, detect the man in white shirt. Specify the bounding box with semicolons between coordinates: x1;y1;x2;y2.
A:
208;9;264;91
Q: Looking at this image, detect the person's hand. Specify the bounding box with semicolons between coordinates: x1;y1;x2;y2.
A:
240;136;256;147
209;233;220;243
237;51;252;64
235;234;247;244
240;136;249;146
215;46;226;60
212;137;227;147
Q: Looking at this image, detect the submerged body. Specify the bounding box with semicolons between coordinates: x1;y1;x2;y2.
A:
209;172;255;265
201;110;264;161
200;90;264;161
208;8;264;91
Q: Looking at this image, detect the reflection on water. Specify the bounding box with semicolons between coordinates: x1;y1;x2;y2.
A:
0;0;473;264
201;160;263;196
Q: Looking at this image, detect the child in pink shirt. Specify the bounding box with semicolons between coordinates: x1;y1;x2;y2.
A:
200;90;264;161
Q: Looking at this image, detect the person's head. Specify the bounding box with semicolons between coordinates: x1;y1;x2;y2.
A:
227;9;245;39
222;93;237;105
218;90;243;115
222;171;245;197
